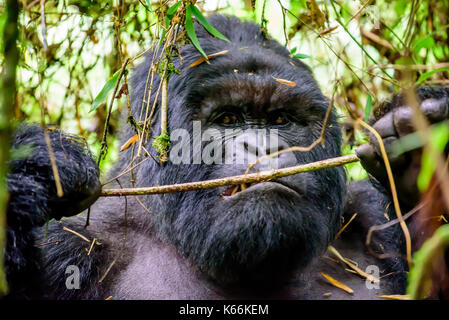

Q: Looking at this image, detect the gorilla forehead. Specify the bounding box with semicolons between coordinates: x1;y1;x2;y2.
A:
129;15;328;123
183;34;327;117
187;70;326;118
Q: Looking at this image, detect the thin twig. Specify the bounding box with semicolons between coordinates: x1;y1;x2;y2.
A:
327;245;380;283
101;156;152;186
335;213;358;239
100;154;359;197
357;119;412;267
96;58;130;165
62;226;90;243
85;58;130;228
40;123;64;197
40;0;48;52
366;202;425;260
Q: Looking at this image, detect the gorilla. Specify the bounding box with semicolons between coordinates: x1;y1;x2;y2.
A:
3;15;449;299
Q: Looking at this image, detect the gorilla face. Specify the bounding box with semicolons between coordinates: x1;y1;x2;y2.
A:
127;15;346;286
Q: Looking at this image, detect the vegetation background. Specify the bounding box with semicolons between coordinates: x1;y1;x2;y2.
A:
3;0;448;175
0;0;449;298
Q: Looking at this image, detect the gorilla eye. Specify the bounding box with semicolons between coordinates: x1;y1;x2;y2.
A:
270;111;290;126
275;115;287;125
214;112;240;125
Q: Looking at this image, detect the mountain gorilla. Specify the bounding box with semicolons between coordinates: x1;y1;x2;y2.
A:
4;15;449;299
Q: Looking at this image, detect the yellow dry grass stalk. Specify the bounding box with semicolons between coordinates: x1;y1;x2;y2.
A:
378;294;410;300
356;119;412;268
335;213;357;239
320;272;354;294
327;245;380;284
187;50;229;68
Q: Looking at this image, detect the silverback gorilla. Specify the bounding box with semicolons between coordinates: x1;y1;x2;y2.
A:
4;15;449;299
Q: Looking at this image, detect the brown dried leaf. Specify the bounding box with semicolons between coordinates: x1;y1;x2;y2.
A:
308;0;326;29
378;294;410;300
327;245;380;283
115;83;129;99
274;77;296;87
320;272;354;294
120;134;139;152
317;25;339;38
188;50;229;69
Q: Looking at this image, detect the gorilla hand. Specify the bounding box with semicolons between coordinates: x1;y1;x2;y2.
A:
356;86;449;208
8;124;101;225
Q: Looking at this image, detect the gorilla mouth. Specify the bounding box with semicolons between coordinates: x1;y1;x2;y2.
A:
223;182;259;196
222;180;299;197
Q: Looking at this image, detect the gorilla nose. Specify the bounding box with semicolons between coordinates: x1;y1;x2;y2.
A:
224;130;297;171
249;141;297;171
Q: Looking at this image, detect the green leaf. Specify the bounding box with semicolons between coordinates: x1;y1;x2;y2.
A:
416;67;449;85
293;53;310;59
190;5;229;42
145;0;153;11
390;131;424;159
185;5;208;59
160;1;182;43
393;0;408;16
413;36;435;54
407;224;449;299
297;0;307;9
90;69;120;112
290;47;297;54
364;94;372;122
417;122;449;191
166;1;181;27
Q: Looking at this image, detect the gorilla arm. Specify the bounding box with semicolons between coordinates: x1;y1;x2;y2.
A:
4;124;101;298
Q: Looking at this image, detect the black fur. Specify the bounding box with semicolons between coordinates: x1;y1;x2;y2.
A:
5;124;101;298
118;15;346;286
372;86;449;123
4;15;411;299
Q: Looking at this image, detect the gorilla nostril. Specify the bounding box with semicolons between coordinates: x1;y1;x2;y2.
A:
266;144;284;156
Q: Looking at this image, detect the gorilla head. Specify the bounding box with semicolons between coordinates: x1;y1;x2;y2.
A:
121;15;346;287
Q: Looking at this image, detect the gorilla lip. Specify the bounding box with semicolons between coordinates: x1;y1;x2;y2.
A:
223;182;259;196
223;180;298;197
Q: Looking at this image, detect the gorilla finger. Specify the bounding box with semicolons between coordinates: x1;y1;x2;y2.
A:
372;111;396;138
421;98;449;123
358;136;406;168
355;143;376;161
356;144;382;175
356;148;387;181
393;106;415;137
